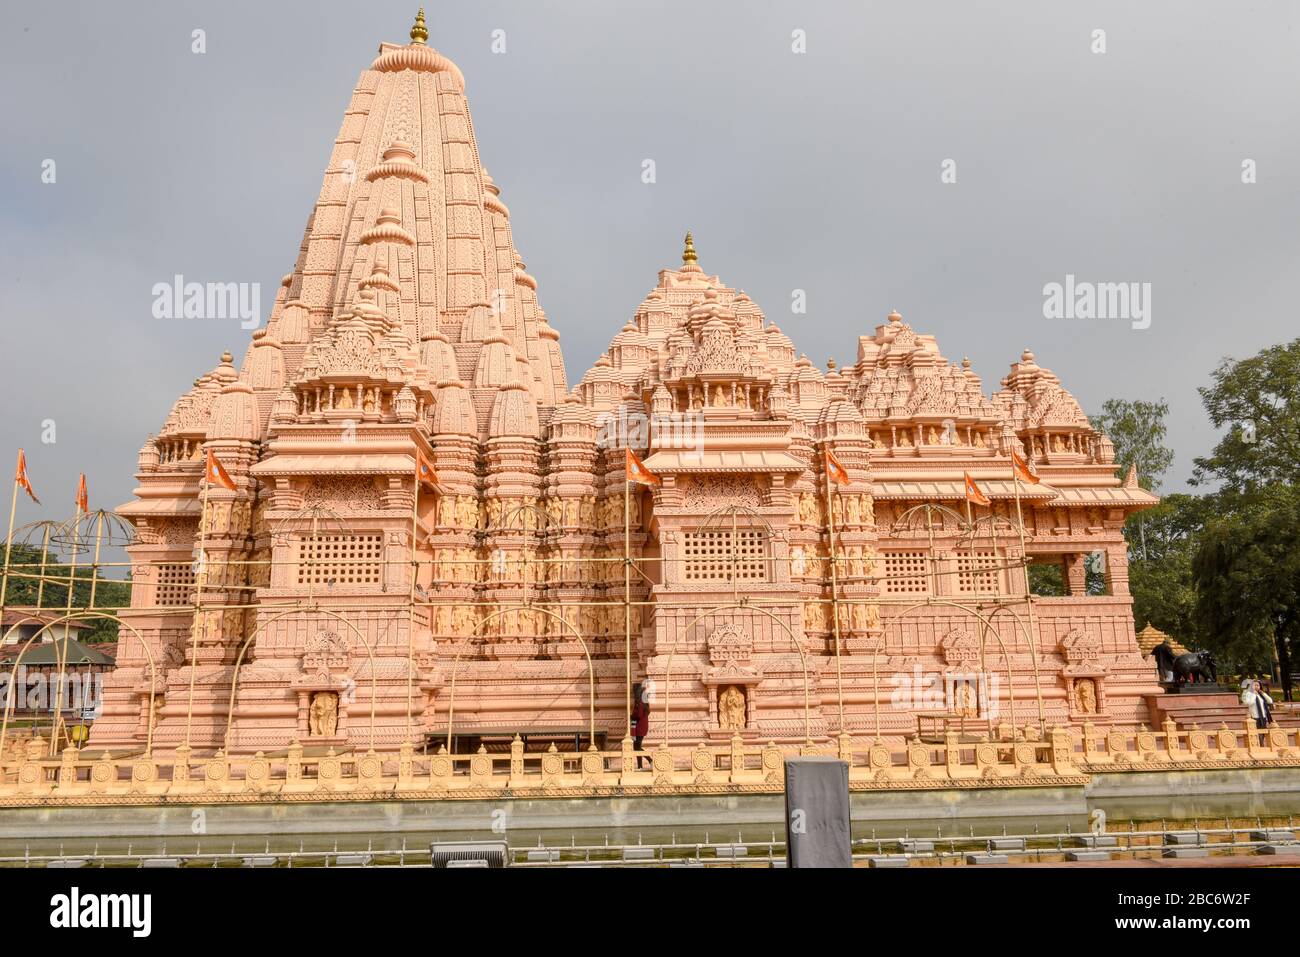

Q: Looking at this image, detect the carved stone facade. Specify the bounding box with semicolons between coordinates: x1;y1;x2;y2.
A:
90;19;1162;757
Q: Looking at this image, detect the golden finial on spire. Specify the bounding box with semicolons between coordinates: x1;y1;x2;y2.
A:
410;7;429;44
682;231;697;264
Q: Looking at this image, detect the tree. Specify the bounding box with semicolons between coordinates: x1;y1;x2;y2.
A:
1092;398;1175;559
0;542;130;643
1193;484;1300;697
1192;339;1300;490
1190;339;1300;699
1126;494;1207;653
1093;398;1176;491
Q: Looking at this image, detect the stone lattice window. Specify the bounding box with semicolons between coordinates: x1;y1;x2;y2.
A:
297;534;383;586
883;551;929;594
155;562;196;606
956;549;999;594
681;529;768;583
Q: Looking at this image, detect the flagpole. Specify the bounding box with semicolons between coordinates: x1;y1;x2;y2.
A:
51;496;84;754
1010;459;1047;733
185;474;211;749
405;461;420;744
824;451;845;735
965;487;995;738
624;467;632;743
0;458;20;626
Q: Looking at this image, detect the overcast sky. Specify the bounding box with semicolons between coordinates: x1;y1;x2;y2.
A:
1;0;1297;537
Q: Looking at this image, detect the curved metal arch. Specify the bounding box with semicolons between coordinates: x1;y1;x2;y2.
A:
221;606;380;752
880;597;1022;737
660;602;812;745
0;611;160;757
977;600;1047;729
442;603;596;753
889;502;970;536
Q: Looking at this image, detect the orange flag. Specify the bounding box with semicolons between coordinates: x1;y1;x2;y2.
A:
963;472;991;507
1010;449;1040;485
625;448;661;487
14;450;39;504
205;449;237;491
824;448;851;485
75;473;89;513
416;448;439;490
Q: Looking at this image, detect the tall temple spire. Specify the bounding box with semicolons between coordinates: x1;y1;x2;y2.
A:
682;230;698;264
410;7;429;45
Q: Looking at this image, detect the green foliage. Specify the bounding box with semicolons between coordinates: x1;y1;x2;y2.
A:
1028;562;1064;596
1188;339;1300;696
0;542;130;643
1126;494;1207;653
1192;339;1300;490
1092;398;1175;491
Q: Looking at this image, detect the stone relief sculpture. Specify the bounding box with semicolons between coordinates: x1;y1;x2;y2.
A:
719;686;747;731
309;692;339;737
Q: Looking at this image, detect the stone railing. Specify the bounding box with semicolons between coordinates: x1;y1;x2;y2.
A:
1;721;1297;806
0;730;1084;804
1072;718;1300;770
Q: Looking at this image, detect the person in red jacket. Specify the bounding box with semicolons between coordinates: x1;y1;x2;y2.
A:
631;683;650;768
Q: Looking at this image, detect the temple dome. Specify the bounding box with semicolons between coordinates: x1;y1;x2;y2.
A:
432;378;477;436
488;379;539;437
473;333;517;388
207;379;258;441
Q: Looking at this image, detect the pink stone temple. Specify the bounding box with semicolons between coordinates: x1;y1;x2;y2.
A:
90;15;1162;757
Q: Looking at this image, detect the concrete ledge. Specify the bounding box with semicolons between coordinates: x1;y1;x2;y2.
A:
712;845;747;858
1250;829;1296;843
1065;850;1112;862
1074;834;1118;847
990;837;1026;851
965;853;1008;865
898;839;934;853
867;855;910;868
1257;844;1300;856
1163;847;1210;859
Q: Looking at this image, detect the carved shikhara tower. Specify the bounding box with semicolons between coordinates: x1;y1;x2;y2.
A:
91;19;1162;757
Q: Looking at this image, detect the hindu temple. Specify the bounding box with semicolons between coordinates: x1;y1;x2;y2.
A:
88;12;1162;758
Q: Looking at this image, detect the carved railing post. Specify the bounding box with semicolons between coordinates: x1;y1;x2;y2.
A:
171;744;192;791
619;736;638;785
729;734;745;781
837;732;853;764
944;730;961;778
1215;723;1236;759
509;735;526;788
1081;721;1100;764
57;746;80;793
1161;718;1180;760
540;743;563;788
284;740;303;789
581;745;605;786
469;745;495;789
429;745;452;792
761;742;783;786
245;751;272;793
1049;726;1074;776
651;744;674;786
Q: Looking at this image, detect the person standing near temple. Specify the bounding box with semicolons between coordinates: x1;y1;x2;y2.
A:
1242;679;1274;729
631;683;650;768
